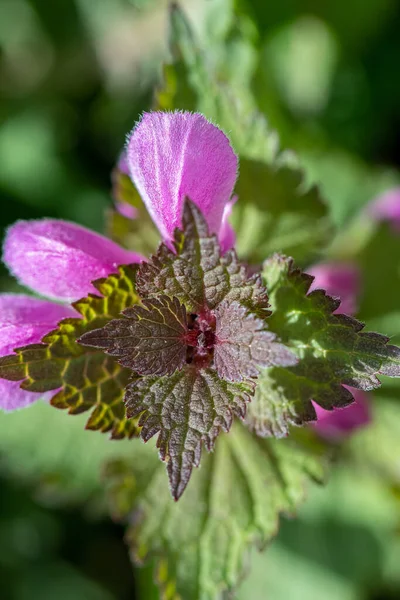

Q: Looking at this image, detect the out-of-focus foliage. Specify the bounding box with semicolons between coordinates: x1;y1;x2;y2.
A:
1;0;400;598
106;422;326;600
0;401;141;505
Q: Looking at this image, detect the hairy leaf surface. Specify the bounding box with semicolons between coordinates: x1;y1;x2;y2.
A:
214;301;297;382
79;295;188;377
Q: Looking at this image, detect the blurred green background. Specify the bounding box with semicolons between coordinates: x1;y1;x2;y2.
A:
1;0;400;598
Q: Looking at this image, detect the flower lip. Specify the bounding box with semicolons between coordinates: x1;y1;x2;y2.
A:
126;110;238;248
0;293;75;412
3;218;144;302
312;387;370;439
308;262;360;315
0;293;76;355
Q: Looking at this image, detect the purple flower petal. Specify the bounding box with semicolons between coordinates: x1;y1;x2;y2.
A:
308;262;360;315
0;380;45;412
218;197;237;252
312;387;370;439
126;111;238;245
367;187;400;232
117;150;130;176
0;294;75;411
3;220;144;302
115;201;138;220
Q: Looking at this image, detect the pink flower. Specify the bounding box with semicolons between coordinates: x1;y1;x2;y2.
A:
308;262;360;316
126;111;238;251
113;113;238;248
1;111;239;410
115;201;137;220
0;295;75;410
312;388;370;439
3;220;143;302
117;151;130;176
367;187;400;232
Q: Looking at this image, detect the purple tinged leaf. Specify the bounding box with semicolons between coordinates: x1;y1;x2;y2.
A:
79;204;280;399
124;367;254;499
214;301;297;382
79;295;188;377
137;200;270;316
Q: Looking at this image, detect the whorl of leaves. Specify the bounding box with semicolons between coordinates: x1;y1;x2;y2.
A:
80;202;293;498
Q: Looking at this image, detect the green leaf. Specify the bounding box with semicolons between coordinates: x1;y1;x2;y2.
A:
106;422;326;600
125;368;254;500
156;5;333;264
232;158;333;264
0;266;141;439
136;201;270;316
245;255;400;438
155;4;276;162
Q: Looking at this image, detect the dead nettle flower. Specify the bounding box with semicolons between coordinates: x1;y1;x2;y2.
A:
0;295;75;411
308;262;370;436
0;111;297;497
312;387;370;439
126;111;239;251
307;262;360;317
